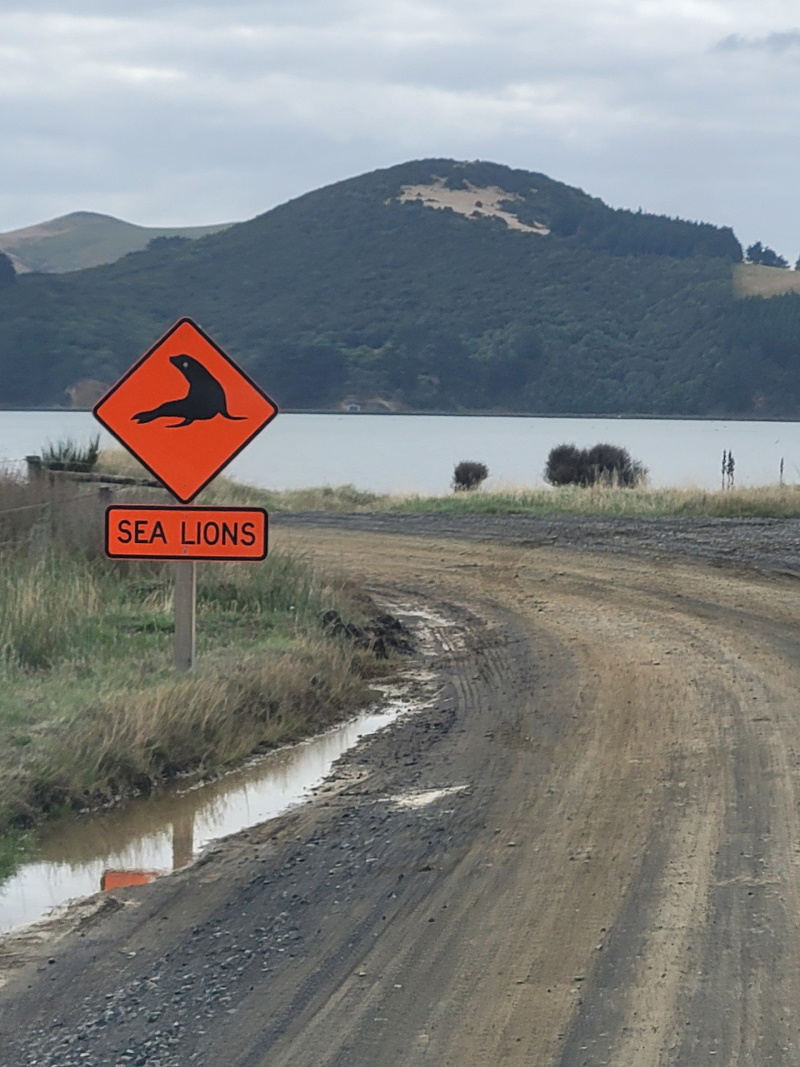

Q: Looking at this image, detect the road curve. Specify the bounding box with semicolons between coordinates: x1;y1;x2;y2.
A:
3;522;800;1065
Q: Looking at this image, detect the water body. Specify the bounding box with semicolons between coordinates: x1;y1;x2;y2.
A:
0;698;409;935
1;411;798;493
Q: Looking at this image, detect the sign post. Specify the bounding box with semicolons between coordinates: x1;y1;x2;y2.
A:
174;558;196;672
93;318;278;670
171;493;196;673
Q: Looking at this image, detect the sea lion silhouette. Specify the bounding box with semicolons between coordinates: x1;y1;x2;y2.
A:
132;354;246;428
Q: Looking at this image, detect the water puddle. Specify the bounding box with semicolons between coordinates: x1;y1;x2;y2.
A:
0;697;411;935
0;600;457;938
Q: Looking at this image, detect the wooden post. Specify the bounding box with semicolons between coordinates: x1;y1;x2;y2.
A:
174;559;196;672
172;494;196;672
25;455;43;483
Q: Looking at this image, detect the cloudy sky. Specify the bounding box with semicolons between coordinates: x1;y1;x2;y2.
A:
2;0;800;257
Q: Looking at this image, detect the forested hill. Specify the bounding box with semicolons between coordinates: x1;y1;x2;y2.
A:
1;158;799;416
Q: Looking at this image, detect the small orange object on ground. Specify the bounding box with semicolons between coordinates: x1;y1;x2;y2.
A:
105;505;268;560
93;318;278;503
101;869;162;891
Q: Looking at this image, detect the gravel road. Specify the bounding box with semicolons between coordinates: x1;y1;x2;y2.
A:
3;514;800;1065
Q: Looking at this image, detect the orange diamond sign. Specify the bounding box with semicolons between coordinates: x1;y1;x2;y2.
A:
94;318;278;503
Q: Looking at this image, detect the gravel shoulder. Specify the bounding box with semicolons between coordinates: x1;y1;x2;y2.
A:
273;510;800;575
3;515;800;1065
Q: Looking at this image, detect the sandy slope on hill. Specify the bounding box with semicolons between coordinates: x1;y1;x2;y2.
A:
396;177;549;234
734;261;800;298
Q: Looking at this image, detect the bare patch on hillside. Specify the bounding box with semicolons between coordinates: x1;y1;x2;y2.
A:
395;179;549;235
734;262;800;298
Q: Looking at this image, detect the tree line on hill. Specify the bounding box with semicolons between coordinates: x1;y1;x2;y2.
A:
745;242;800;271
0;158;799;416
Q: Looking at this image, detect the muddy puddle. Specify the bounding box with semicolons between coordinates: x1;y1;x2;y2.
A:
0;696;412;935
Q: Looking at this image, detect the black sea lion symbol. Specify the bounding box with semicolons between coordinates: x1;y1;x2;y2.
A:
132;354;247;428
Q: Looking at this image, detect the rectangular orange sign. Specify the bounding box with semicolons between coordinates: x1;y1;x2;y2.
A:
105;506;268;560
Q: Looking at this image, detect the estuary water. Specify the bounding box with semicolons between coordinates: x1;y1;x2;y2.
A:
1;410;799;492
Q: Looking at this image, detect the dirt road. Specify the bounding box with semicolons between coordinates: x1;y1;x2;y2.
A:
3;520;800;1065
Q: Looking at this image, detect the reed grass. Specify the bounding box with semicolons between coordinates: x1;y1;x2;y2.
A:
41;436;100;472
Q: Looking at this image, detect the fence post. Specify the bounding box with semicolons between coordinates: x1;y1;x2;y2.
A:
25;456;43;483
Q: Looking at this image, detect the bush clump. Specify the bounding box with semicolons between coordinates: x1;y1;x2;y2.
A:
545;443;647;488
41;436;100;472
453;461;489;492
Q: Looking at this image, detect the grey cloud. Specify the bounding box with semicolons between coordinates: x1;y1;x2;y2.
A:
1;0;334;14
2;0;800;260
715;30;800;53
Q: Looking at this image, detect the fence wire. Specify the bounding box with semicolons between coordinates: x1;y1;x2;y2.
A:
0;491;99;517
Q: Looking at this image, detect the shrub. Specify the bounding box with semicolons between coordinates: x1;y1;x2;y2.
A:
544;444;586;486
545;443;647;488
453;461;489;491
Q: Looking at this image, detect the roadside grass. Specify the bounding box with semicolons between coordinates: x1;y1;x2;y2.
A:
0;542;386;842
206;480;383;511
374;484;800;518
196;479;800;520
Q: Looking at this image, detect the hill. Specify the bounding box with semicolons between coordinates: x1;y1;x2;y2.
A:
0;212;232;274
1;158;800;416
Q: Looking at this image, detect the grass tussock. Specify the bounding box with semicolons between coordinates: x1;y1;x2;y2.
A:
93;446;150;479
41;435;100;472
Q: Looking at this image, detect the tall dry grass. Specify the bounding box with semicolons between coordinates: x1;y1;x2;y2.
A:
2;637;375;827
0;555;101;670
389;484;800;518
